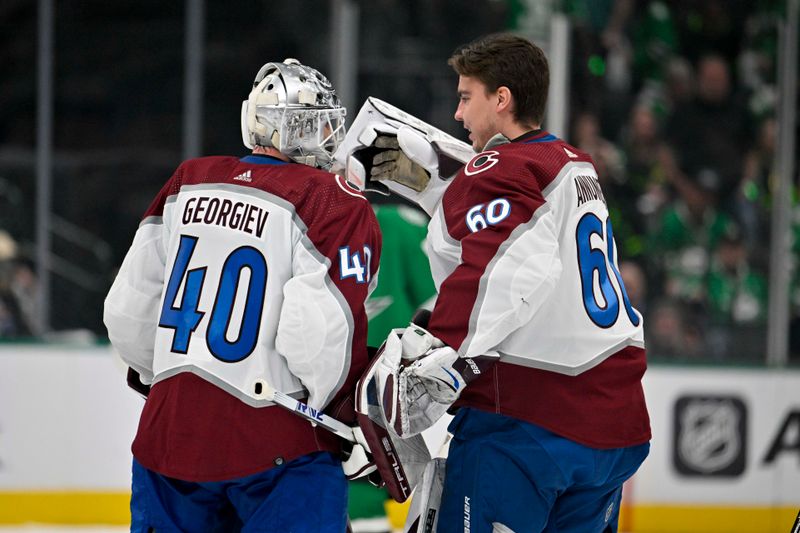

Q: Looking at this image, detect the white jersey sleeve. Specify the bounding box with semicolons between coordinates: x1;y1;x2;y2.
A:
103;216;167;384
275;210;378;409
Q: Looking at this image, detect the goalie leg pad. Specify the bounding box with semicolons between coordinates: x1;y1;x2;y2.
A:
403;458;446;533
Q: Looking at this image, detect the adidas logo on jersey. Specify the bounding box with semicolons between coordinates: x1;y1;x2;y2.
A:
233;170;252;182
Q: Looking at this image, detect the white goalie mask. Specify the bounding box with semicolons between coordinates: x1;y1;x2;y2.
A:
241;58;346;170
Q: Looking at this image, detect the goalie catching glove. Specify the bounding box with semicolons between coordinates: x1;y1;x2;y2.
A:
374;324;478;438
355;332;434;502
385;326;465;437
352;320;492;500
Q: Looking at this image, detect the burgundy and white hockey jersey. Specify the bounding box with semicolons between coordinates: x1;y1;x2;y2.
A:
104;154;381;481
426;131;650;448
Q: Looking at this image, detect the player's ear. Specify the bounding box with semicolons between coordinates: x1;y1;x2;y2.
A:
496;86;513;113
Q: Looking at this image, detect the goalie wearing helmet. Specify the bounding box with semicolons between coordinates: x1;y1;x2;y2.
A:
104;58;381;532
241;59;347;169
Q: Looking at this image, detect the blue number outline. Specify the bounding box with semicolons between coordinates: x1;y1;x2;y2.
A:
206;246;268;362
158;235;268;361
158;235;207;353
575;213;639;328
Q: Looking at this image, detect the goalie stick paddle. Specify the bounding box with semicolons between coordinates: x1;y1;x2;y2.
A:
260;381;357;443
355;345;432;503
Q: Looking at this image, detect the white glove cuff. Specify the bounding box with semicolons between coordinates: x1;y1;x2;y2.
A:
401;323;444;361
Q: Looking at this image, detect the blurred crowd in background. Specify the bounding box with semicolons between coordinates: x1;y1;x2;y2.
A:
565;0;788;363
0;0;797;364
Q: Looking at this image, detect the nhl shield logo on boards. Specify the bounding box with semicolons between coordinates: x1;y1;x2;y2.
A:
673;395;747;477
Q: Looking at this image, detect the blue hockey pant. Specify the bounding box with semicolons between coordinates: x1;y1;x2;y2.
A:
437;408;649;533
130;451;347;532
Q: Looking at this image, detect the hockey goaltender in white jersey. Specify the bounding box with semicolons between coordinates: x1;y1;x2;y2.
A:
104;58;383;531
103;153;381;482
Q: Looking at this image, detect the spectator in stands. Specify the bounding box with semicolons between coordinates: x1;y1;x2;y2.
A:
664;54;754;214
640;55;695;120
618;104;670;249
706;225;767;327
619;260;648;314
662;56;696;113
620;105;662;187
705;224;768;359
739;117;777;257
0;230;34;338
648;145;737;308
567;0;635;132
645;298;705;360
573;112;626;186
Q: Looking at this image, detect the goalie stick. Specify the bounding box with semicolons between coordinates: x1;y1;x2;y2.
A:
261;379;428;502
125;367;357;443
355;341;433;503
259;381;357;443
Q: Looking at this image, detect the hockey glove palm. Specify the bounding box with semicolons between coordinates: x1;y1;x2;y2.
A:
370;128;436;193
403;346;465;405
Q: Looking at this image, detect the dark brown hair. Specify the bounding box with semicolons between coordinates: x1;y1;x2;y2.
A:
448;33;549;126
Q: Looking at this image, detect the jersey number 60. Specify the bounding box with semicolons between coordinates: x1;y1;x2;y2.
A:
158;235;267;362
575;213;639;328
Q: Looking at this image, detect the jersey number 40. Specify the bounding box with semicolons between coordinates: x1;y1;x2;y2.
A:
158;234;267;362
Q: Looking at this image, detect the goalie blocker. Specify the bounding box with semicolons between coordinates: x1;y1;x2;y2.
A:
332;97;474;216
355;333;432;503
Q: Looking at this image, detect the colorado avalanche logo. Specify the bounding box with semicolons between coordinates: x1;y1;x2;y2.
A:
464;151;500;176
